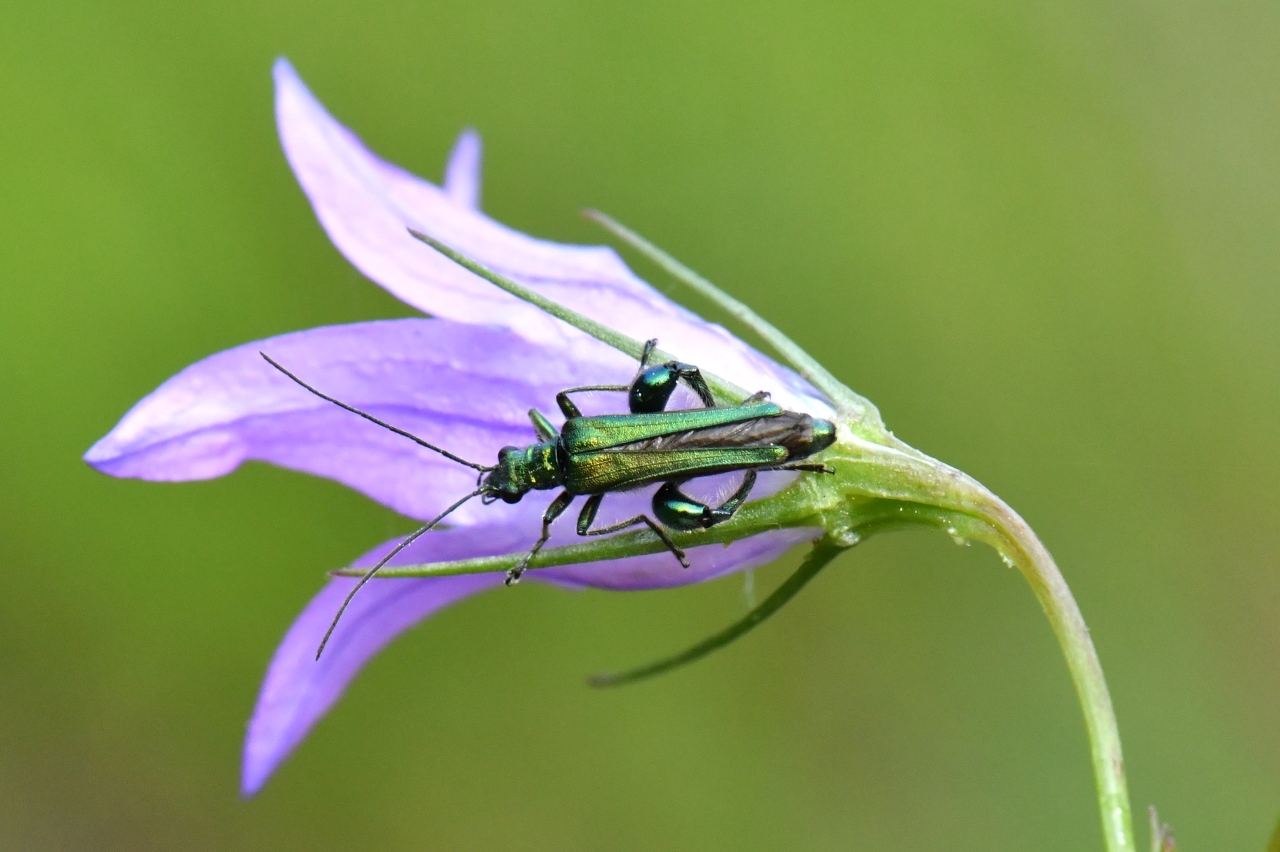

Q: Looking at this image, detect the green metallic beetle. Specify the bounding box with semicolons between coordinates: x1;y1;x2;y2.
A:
261;339;837;657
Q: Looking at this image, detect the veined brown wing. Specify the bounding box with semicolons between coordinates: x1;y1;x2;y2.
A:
618;410;824;457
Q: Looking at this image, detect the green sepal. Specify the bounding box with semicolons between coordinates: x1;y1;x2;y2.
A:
409;229;752;405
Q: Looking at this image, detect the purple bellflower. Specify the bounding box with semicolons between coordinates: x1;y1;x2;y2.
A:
85;60;1140;850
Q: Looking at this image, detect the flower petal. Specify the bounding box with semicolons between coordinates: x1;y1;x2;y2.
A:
538;526;820;591
242;520;817;793
241;570;504;796
443;129;482;210
85;318;632;522
273;59;832;416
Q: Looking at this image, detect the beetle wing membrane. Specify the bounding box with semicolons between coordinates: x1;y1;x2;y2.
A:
662;382;705;412
617;411;822;455
673;469;758;506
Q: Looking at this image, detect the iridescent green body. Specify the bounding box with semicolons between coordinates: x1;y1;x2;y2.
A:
483;340;837;583
491;401;820;497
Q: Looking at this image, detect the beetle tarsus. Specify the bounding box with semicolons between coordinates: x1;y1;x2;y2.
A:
639;338;658;368
507;489;575;586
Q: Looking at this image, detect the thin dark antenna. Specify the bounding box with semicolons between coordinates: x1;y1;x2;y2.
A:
316;487;487;660
261;352;492;472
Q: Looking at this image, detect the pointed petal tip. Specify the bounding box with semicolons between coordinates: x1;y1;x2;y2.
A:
444;128;484;210
273;57;321;120
240;766;266;799
82;438;110;466
241;704;291;797
81;441;137;478
81;432;151;476
272;56;299;85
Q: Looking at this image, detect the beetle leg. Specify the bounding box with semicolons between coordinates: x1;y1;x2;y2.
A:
528;408;558;442
556;385;630;419
575;495;690;568
628;361;716;413
653;471;758;531
575;493;606;533
639;338;658;367
673;364;716;409
507;490;575;585
706;470;757;523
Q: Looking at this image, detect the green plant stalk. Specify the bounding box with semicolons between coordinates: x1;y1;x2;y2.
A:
955;472;1134;852
407;229;1137;852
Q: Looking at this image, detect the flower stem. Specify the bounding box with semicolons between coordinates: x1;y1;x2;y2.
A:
409;224;1136;848
962;481;1136;852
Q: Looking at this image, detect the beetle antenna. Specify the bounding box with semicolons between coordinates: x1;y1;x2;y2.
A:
261;353;493;472
316;486;488;660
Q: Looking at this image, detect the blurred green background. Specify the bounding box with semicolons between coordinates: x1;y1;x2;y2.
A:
1;1;1277;849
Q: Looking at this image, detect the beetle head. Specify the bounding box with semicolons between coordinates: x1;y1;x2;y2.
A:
483;446;532;503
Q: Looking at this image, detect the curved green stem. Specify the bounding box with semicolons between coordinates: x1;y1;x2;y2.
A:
405;228;1135;850
961;481;1136;852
